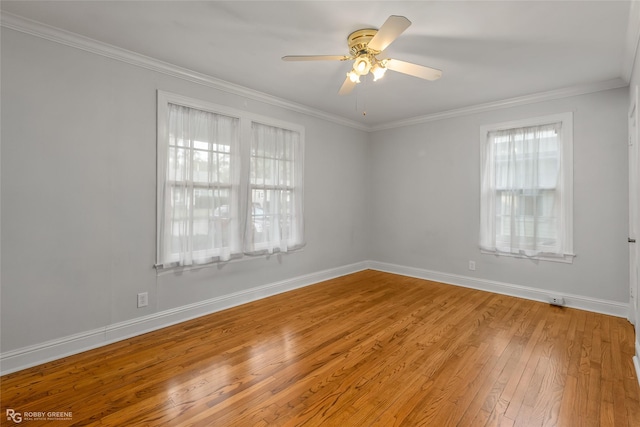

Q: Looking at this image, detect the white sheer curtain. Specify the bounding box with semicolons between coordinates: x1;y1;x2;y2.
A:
244;122;304;254
157;104;240;267
480;122;564;257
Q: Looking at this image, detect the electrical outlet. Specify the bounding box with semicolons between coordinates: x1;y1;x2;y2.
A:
137;292;148;308
468;260;476;271
549;295;565;306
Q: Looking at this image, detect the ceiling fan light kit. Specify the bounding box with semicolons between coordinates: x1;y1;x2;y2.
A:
353;55;372;76
371;62;387;81
282;15;442;96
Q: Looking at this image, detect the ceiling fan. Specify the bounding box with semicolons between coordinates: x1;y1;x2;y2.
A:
282;15;442;95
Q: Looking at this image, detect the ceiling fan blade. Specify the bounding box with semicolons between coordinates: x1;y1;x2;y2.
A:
282;55;350;61
385;59;442;81
368;15;411;52
338;76;357;95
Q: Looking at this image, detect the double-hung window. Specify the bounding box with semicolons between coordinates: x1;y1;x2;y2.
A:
156;92;304;268
479;113;574;262
246;122;304;254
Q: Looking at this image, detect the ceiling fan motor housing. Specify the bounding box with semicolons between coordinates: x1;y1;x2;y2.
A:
347;29;381;56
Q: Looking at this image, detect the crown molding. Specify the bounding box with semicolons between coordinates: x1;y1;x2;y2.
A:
622;0;640;84
370;78;629;132
0;11;369;132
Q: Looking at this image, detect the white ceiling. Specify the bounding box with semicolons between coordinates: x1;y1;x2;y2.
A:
1;1;634;128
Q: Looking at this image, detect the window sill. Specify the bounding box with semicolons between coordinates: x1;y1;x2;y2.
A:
480;249;575;264
155;245;306;276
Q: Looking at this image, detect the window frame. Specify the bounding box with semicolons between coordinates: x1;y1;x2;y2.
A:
479;112;574;263
156;91;305;269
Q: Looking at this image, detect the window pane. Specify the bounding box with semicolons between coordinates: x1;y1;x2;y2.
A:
250;188;297;239
192;149;212;183
168;147;189;182
492;125;559;192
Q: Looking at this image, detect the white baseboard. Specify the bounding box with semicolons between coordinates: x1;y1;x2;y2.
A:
368;261;629;318
0;261;369;376
635;341;640;389
1;260;631;376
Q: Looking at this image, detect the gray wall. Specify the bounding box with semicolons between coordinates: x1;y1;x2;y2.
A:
1;28;370;352
0;24;631;360
369;87;629;303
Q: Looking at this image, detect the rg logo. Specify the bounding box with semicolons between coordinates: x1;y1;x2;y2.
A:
6;409;22;423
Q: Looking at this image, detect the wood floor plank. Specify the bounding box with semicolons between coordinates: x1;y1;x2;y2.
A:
1;270;639;426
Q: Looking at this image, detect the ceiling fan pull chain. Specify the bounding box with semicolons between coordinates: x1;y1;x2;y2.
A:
362;76;368;116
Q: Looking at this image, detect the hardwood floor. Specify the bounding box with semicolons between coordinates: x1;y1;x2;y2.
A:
2;270;640;426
